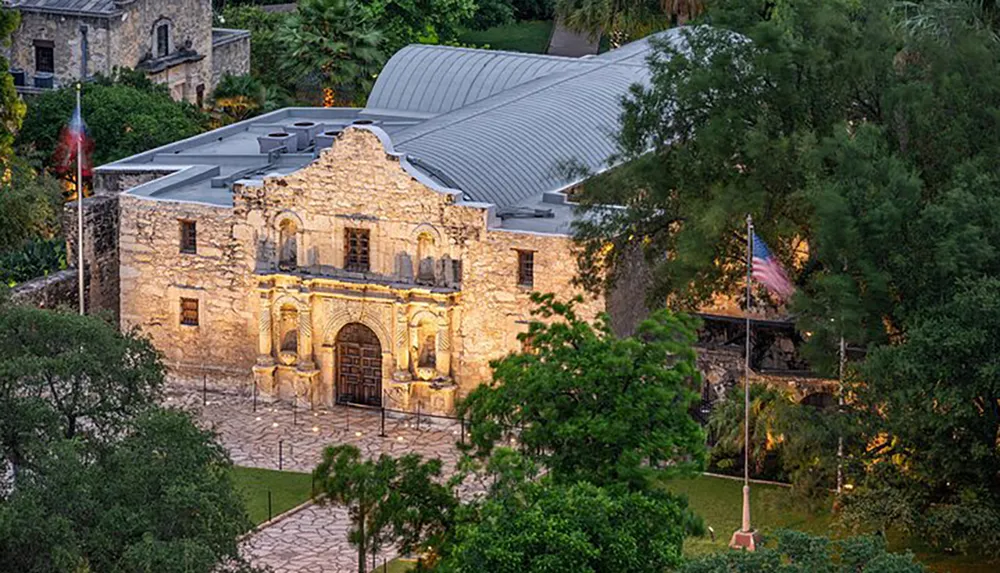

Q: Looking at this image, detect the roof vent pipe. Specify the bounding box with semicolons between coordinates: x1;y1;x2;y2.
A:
287;121;321;150
258;131;297;155
314;129;342;152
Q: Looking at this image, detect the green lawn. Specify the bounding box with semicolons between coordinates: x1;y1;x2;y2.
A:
231;466;314;525
662;475;997;573
457;20;554;54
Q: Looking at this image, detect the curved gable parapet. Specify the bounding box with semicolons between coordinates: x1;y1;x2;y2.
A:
366;44;591;117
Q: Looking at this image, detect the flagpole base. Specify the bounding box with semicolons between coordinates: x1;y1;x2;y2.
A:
728;529;762;551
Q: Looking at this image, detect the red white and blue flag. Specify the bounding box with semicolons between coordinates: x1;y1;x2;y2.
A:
751;232;794;301
53;99;94;178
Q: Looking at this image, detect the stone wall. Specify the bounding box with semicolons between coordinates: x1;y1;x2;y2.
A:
210;29;250;88
8;11;112;87
114;0;214;103
119;193;257;374
94;168;172;195
9;269;78;310
64;194;119;319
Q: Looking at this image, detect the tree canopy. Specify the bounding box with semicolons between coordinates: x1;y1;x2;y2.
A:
438;481;688;573
576;0;1000;555
0;304;256;572
0;7;24;164
16;70;207;170
458;293;705;492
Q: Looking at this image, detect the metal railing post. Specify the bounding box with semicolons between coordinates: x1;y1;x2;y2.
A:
379;407;387;437
278;439;283;470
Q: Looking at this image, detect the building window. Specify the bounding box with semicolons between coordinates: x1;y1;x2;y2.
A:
345;228;370;272
179;220;197;254
451;259;462;285
180;298;199;326
156;23;169;57
517;250;534;287
278;218;298;270
34;41;54;74
196;84;205;108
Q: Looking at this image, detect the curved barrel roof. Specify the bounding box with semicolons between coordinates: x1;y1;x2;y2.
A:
366;46;594;117
367;29;688;209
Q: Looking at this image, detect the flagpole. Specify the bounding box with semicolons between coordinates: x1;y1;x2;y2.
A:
742;213;752;531
836;335;845;494
76;82;84;316
730;214;760;550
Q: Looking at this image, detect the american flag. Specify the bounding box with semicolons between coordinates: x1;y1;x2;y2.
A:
751;232;794;301
53;99;94;178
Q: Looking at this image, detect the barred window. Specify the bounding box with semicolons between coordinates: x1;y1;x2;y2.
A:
156;24;169;57
517;250;534;287
179;220;197;254
180;298;199;326
345;228;370;272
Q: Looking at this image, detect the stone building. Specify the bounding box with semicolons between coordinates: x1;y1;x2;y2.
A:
69;29;828;415
1;0;249;104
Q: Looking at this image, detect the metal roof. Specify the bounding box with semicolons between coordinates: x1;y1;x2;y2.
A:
378;29;685;207
366;45;594;117
4;0;122;16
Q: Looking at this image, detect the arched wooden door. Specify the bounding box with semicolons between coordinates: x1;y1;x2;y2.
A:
336;323;382;406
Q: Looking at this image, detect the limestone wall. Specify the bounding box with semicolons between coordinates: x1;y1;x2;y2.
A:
114;0;214;103
118;194;257;373
64;194;119;318
8;11;112;86
211;29;250;88
10;269;78;311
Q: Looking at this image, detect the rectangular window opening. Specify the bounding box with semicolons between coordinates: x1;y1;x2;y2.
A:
517;250;534;288
156;24;169;57
179;220;197;254
34;44;54;74
344;228;370;272
180;298;199;326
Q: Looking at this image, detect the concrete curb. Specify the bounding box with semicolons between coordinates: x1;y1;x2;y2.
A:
701;471;793;488
239;494;322;542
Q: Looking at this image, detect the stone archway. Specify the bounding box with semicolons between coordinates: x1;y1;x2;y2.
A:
336;323;382;406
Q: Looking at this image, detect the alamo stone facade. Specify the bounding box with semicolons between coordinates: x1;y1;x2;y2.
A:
116;128;601;415
3;0;249;104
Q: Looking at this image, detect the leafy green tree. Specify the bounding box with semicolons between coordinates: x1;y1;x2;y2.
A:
707;384;791;479
314;444;457;573
282;0;385;106
458;293;705;492
218;6;293;92
581;0;1000;555
574;0;897;310
0;7;24;164
0;161;62;255
367;0;477;53
17;70;207;169
839;277;1000;555
437;480;688;573
554;0;704;45
0;304;165;485
0;408;259;573
680;530;926;573
211;73;287;125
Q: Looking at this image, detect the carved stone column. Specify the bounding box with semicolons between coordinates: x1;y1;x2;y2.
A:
436;325;452;379
297;306;315;370
295;304;320;407
253;295;277;394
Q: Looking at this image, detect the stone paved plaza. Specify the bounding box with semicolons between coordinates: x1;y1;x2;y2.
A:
167;381;478;573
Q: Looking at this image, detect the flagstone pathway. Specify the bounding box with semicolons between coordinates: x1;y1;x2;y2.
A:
166;380;477;573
